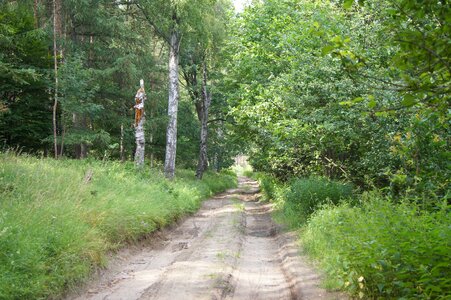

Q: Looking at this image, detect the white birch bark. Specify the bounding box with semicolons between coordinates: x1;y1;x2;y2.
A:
134;80;146;167
164;29;181;179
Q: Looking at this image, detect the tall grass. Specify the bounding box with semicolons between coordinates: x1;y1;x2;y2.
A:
282;177;353;228
256;172;450;298
301;194;451;299
253;172;282;202
0;153;236;299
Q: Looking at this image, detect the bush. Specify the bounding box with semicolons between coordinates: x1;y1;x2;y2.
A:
283;177;353;226
301;194;451;299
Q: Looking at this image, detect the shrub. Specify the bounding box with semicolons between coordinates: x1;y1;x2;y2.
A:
283;177;353;226
301;194;451;299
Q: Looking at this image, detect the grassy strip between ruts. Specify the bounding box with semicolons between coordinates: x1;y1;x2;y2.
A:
0;153;237;300
255;173;451;299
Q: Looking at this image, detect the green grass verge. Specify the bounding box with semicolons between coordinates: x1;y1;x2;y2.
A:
0;153;237;299
283;177;353;227
256;173;450;298
301;194;450;299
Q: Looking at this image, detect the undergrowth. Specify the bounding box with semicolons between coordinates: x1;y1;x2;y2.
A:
302;194;450;299
253;172;281;202
0;153;236;299
256;172;450;299
283;177;353;227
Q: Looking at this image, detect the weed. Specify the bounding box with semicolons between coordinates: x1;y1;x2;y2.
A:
216;251;227;260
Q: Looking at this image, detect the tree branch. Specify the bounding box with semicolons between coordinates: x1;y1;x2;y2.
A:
135;3;171;45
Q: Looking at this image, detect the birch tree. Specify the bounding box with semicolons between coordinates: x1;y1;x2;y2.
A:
134;80;146;167
136;0;220;179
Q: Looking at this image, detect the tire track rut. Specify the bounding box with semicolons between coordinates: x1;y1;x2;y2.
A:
68;177;344;300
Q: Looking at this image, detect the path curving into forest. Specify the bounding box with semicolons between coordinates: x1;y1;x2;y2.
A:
68;177;344;300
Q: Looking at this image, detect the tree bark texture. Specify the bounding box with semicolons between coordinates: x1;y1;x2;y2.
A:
135;117;145;167
134;80;146;167
149;79;156;168
214;121;224;172
73;114;87;159
120;123;125;162
33;0;40;28
195;63;211;179
164;27;181;179
52;0;60;159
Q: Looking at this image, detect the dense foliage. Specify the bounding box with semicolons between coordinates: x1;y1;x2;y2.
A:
0;1;52;152
0;0;237;170
0;152;236;299
223;0;449;202
230;1;450;298
1;0;449;298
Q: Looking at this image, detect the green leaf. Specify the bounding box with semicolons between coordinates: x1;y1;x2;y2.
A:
401;94;416;107
375;111;389;117
343;0;354;9
322;45;335;55
368;99;377;108
339;101;353;106
331;36;342;44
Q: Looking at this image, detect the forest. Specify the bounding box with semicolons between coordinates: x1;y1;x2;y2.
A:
0;0;449;299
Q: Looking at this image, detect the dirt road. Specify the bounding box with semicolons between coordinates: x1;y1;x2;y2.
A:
69;177;343;300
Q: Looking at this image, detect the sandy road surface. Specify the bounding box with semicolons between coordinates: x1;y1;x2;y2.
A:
68;177;344;300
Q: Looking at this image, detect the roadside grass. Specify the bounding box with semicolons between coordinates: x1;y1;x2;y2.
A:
282;177;353;227
0;153;236;300
249;172;284;202
256;172;450;299
302;194;450;299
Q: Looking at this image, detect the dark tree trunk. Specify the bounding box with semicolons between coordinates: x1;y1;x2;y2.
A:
33;0;39;28
52;0;61;159
195;63;211;179
72;113;87;159
164;23;181;179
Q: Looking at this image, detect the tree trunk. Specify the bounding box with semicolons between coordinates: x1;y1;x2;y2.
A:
33;0;39;28
164;26;181;179
73;113;87;159
120;123;125;162
149;79;155;168
196;63;211;179
134;80;146;167
52;0;59;159
59;123;65;157
214;121;224;172
135;118;145;167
